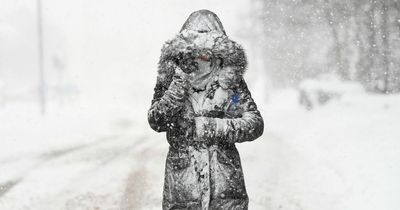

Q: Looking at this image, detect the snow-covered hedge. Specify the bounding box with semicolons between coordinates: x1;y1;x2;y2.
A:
298;74;364;110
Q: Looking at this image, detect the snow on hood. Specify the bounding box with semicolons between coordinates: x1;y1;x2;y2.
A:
157;10;248;89
180;10;226;35
179;10;226;50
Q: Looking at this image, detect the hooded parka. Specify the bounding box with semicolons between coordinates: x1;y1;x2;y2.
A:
148;10;264;210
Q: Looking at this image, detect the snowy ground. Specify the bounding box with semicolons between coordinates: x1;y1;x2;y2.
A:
0;89;399;210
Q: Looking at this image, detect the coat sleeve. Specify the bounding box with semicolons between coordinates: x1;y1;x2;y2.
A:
194;78;264;143
147;61;191;132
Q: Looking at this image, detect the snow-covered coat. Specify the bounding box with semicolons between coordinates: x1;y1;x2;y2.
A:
148;10;264;210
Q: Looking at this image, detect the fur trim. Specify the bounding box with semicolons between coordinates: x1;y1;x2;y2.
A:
158;34;248;77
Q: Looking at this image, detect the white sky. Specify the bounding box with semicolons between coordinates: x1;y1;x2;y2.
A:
0;0;256;99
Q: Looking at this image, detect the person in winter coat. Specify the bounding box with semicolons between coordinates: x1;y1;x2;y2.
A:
148;9;264;210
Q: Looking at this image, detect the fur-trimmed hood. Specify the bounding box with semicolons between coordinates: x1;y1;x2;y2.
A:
157;10;248;81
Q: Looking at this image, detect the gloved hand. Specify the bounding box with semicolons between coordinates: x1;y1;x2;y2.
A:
160;62;195;111
175;52;199;74
174;63;193;80
193;116;212;142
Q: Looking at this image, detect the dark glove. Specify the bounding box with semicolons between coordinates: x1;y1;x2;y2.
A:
175;52;199;74
156;63;192;115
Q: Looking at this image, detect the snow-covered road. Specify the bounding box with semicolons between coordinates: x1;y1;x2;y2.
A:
0;125;166;210
1;90;400;210
0;102;164;210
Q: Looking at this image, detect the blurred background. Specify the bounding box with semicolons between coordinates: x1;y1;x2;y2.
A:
1;0;399;209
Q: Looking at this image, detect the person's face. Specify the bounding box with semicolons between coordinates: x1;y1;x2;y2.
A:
193;53;211;70
190;58;212;85
198;54;211;62
193;58;211;73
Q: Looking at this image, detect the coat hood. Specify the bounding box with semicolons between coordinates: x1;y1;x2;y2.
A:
180;9;226;35
158;10;247;83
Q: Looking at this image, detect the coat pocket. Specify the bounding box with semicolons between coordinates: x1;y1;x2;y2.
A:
167;148;190;170
216;146;241;168
214;146;248;200
164;148;200;205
